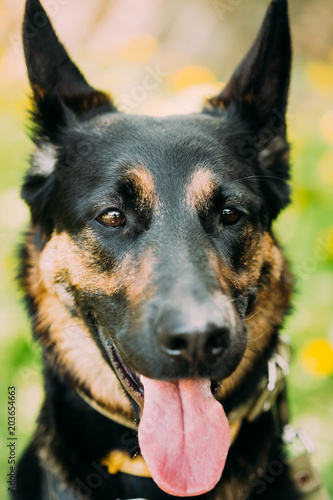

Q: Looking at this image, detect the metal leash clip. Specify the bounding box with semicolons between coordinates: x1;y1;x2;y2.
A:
282;425;331;499
247;336;291;422
283;424;316;459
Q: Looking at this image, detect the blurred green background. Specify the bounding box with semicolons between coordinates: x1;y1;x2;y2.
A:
0;0;332;498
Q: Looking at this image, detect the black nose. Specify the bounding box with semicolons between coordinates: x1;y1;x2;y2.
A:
157;325;230;367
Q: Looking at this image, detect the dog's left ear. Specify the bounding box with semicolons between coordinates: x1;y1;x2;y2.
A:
23;0;116;142
205;0;292;219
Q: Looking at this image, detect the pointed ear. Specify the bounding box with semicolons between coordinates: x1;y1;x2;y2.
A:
23;0;116;141
205;0;291;132
204;0;292;220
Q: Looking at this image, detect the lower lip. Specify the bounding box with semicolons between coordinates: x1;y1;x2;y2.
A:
97;325;144;408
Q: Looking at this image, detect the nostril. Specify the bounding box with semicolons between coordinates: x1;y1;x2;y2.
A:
169;337;188;353
158;324;230;365
205;329;229;356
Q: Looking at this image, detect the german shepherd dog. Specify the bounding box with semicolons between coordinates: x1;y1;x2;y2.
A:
14;0;302;499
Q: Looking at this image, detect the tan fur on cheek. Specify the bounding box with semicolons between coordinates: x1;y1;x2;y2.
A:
216;232;292;402
38;293;134;421
125;249;156;306
28;228;157;422
40;231;156;306
39;232;123;295
208;250;234;294
25;232;135;423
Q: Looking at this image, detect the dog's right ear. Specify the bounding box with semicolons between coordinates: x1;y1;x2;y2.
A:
23;0;116;143
22;0;116;232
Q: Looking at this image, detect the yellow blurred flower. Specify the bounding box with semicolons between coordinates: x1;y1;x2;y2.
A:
168;65;216;91
300;339;333;377
118;34;157;62
306;60;333;95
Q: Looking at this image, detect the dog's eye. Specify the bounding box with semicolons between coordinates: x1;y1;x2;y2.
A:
96;209;126;228
221;208;242;225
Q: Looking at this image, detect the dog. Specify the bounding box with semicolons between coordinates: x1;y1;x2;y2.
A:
13;0;316;499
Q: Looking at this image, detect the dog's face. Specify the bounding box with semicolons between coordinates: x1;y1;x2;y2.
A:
23;0;292;399
39;112;267;383
22;0;293;496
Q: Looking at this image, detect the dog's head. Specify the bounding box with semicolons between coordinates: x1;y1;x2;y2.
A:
22;0;292;496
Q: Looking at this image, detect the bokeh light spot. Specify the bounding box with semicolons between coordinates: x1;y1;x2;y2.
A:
118;34;157;62
320;110;333;145
168;65;216;91
306;61;333;95
300;339;333;377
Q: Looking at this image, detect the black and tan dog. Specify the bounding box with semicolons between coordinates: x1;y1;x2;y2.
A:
13;0;312;499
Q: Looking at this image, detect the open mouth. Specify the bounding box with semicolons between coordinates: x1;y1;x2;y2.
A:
104;337;144;408
92;314;222;410
98;325;222;407
86;310;144;407
92;314;231;497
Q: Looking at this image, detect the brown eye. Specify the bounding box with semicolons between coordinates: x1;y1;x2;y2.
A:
96;209;126;228
221;207;242;225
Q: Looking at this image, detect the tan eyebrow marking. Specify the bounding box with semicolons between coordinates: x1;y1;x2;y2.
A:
123;164;155;210
186;166;218;211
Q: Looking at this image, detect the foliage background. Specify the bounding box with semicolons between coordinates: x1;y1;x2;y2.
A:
0;0;332;498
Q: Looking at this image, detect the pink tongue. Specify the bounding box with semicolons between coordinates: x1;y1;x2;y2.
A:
138;377;230;497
